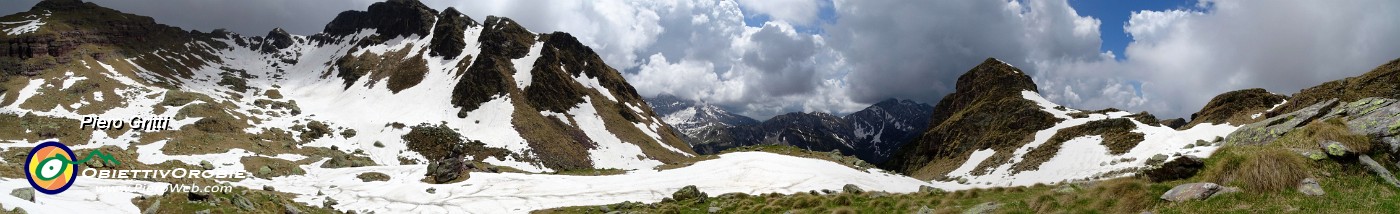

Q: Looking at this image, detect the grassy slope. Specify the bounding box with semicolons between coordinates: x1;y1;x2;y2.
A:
537;118;1400;213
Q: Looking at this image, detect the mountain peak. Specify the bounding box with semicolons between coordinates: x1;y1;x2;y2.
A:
33;0;91;11
322;0;438;38
955;58;1037;95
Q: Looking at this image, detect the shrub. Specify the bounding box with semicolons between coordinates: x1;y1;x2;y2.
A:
1199;146;1311;192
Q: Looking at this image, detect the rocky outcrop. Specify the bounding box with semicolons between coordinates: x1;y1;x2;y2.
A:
1268;58;1400;118
321;0;437;39
887;58;1061;178
1143;156;1205;182
428;7;476;59
259;28;293;53
1224;99;1338;146
1186;88;1287;128
451;16;533;113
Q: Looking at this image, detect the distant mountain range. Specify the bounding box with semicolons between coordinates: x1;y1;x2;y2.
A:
646;94;933;164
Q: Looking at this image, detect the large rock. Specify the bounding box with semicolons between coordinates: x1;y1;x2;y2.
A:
963;202;1001;214
1298;178;1325;196
671;185;707;202
10;188;34;202
1143;156;1205;182
1224;99;1338;146
1160;183;1222;202
1320;140;1357;157
842;184;864;194
1358;155;1400;188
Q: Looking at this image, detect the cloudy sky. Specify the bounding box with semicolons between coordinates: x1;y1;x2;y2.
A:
4;0;1399;120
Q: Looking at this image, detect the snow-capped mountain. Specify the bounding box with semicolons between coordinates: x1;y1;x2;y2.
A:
646;93;759;138
647;95;933;164
0;0;693;174
845;98;934;163
887;58;1240;186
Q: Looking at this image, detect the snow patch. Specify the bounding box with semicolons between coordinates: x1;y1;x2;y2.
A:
512;41;543;90
948;149;996;176
568;96;663;170
230;152;929;213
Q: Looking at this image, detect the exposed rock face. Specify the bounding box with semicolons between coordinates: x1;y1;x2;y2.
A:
1143;156;1205;182
1224;99;1338;146
260;28;294;53
887;58;1060;178
1269;58;1400;118
1160;182;1222;202
428;7;476;59
1186;88;1287;128
321;0;437;39
451;16;533;113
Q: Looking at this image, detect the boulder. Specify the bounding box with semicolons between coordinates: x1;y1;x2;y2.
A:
1298;178;1325;196
1143;156;1205;182
1145;154;1169;166
10;188;34;202
425;142;474;183
964;202;1001;214
1319;140;1354;157
842;184;864;194
200;160;215;170
671;185;707;202
1359;155;1400;188
284;202;303;214
917;206;934;214
187;192;212;201
1160;183;1222;202
232;194;256;211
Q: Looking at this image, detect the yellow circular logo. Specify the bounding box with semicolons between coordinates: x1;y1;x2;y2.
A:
26;141;78;194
